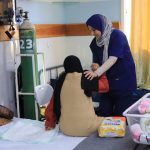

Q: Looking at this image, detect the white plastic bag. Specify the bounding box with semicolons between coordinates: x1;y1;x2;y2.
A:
35;84;53;105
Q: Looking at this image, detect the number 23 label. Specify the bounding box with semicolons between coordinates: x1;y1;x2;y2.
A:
20;39;34;50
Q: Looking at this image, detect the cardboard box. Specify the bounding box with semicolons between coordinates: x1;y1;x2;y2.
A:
98;117;126;137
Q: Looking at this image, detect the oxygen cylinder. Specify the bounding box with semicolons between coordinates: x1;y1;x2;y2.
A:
19;12;39;120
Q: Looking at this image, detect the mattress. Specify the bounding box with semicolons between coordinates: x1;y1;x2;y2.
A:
0;118;85;150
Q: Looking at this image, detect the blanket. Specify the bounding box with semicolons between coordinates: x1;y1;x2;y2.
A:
0;118;59;144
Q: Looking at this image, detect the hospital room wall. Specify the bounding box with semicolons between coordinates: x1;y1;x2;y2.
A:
64;0;121;23
0;0;121;112
0;2;65;111
41;1;120;83
17;0;121;81
63;0;121;70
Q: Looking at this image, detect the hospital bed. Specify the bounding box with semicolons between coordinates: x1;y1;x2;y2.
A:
0;118;85;150
0;118;147;150
0;65;86;150
0;65;149;150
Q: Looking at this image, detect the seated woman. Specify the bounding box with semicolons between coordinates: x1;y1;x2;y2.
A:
45;55;104;136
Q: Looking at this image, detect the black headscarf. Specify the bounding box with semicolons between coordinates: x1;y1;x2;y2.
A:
63;55;83;73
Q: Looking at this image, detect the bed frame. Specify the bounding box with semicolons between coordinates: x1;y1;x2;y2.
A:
38;64;64;85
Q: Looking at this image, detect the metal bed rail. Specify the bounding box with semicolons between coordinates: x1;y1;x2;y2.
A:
38;64;64;84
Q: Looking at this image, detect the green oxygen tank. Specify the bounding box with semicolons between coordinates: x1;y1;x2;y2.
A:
19;11;39;120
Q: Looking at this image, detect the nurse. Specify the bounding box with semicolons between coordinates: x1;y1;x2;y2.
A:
84;14;137;116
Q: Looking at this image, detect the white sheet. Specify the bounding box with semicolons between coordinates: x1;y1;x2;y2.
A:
0;119;60;144
0;118;86;150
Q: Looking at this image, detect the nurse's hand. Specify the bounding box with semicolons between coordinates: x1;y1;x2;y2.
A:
91;63;99;71
84;70;98;80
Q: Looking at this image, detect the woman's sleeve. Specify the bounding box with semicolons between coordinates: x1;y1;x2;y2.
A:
81;72;98;97
53;72;66;123
45;94;56;128
109;31;127;58
45;72;66;127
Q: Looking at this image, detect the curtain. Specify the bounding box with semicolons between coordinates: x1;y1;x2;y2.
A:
130;0;150;89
